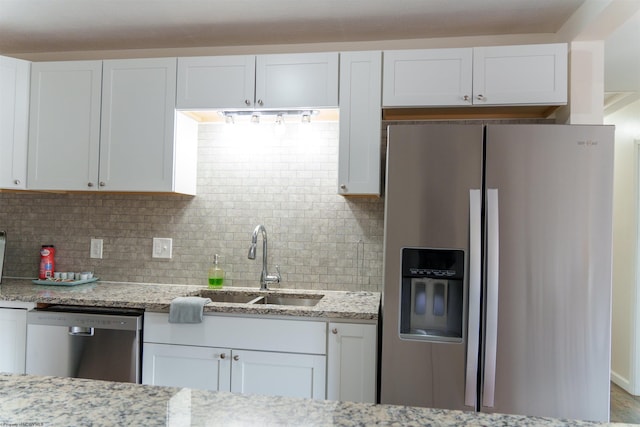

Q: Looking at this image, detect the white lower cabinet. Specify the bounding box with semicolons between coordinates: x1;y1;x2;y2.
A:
327;322;377;403
0;305;30;374
142;313;327;399
142;343;231;391
230;349;325;399
142;313;378;401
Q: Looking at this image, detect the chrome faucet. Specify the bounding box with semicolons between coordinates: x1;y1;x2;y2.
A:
248;224;281;290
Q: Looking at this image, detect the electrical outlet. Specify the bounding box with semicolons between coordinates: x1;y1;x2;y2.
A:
152;237;173;259
90;238;103;259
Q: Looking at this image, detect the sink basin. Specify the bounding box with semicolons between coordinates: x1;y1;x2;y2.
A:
198;290;259;304
197;290;323;307
253;294;323;307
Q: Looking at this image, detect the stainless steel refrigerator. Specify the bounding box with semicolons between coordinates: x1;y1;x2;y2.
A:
380;123;614;422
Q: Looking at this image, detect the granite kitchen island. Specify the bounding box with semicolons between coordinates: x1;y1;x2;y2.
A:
0;374;611;427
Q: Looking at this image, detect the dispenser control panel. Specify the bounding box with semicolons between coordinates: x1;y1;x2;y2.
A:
399;247;465;343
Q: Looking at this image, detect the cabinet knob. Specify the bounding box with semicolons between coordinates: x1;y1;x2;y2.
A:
257;99;264;106
233;355;240;361
332;328;338;334
99;182;106;187
340;184;347;191
244;99;251;106
463;95;470;102
476;94;485;101
13;179;20;185
220;353;226;359
87;182;94;187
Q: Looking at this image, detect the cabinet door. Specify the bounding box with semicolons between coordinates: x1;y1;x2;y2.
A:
230;349;326;400
0;308;27;374
28;61;102;191
255;53;338;109
383;48;473;107
0;56;30;190
142;343;231;391
100;58;177;192
472;43;567;105
177;55;256;109
338;51;382;196
327;322;377;403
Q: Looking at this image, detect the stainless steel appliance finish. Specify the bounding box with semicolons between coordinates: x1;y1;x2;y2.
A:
26;305;143;383
0;230;5;283
380;124;614;422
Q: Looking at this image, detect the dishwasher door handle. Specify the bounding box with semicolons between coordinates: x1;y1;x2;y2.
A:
68;326;94;336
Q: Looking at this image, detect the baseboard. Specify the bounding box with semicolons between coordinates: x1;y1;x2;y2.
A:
611;370;635;394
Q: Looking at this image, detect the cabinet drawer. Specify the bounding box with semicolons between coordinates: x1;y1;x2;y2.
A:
144;312;326;355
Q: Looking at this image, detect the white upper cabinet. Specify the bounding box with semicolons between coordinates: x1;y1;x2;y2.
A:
255;53;338;109
177;52;339;110
382;43;567;107
177;55;255;109
0;56;30;190
28;61;103;191
100;58;191;193
27;58;197;194
383;48;473;107
338;51;382;196
472;43;567;106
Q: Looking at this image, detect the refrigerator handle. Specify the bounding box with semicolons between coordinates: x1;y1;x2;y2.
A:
482;188;500;408
465;189;482;408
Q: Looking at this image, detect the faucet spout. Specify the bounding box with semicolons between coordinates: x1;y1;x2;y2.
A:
248;225;280;290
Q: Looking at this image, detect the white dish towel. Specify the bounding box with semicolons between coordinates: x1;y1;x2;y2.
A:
168;296;211;323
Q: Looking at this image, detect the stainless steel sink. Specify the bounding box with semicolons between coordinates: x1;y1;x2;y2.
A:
198;290;260;304
252;294;323;307
198;289;323;306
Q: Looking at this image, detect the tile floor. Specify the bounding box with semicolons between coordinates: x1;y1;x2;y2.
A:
611;382;640;424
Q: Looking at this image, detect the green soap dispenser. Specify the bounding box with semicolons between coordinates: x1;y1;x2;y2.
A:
208;254;224;289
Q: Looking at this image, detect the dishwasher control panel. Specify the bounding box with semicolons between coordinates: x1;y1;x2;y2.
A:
28;306;142;331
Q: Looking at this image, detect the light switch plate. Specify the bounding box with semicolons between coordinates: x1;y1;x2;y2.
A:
152;237;173;259
90;238;103;259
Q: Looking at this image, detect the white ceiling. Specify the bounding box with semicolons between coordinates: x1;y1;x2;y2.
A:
0;0;638;93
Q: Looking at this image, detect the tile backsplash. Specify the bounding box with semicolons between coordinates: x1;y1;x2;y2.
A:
0;121;384;292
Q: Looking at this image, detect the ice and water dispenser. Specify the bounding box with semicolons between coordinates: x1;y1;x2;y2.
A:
399;248;464;343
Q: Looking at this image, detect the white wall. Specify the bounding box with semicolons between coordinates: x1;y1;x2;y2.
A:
606;98;640;394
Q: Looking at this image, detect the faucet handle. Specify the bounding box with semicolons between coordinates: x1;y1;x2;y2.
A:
266;265;281;286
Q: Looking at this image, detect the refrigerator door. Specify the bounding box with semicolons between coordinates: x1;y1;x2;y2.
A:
482;124;614;422
381;124;483;409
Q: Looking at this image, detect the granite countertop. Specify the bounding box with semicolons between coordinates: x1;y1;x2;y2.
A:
0;278;380;320
0;374;615;427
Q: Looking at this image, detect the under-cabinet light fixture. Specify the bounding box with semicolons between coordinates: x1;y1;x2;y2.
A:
218;110;319;124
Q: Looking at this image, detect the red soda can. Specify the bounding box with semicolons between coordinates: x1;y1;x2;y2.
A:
39;245;55;279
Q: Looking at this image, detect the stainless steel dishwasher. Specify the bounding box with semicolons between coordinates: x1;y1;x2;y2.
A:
26;305;143;383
